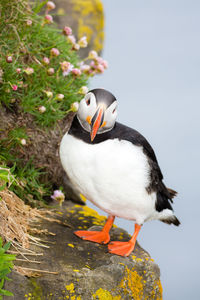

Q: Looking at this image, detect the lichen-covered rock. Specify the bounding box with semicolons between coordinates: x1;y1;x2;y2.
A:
54;0;104;57
5;202;162;299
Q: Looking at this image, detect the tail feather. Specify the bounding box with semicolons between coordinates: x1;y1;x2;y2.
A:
167;188;178;202
161;215;180;226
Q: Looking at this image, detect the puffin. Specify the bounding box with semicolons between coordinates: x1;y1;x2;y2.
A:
60;88;180;257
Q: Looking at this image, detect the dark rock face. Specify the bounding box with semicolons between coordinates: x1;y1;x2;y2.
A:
0;108;83;204
5;202;162;299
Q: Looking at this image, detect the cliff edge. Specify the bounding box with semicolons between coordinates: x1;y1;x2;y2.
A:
5;202;162;299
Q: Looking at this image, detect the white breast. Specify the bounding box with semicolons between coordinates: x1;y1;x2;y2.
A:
60;134;157;224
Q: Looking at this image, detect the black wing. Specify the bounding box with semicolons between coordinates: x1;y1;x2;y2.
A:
112;122;178;213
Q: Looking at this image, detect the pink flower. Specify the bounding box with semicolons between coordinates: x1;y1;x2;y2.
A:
26;19;32;26
67;35;76;45
56;94;64;100
47;1;56;11
102;60;108;69
43;57;50;65
47;68;55;75
90;60;96;68
38;106;46;113
63;26;72;36
72;68;82;76
6;56;13;63
12;85;18;91
88;50;98;60
45;14;53;24
80;64;90;73
18;81;24;87
78;36;88;48
79;86;89;95
71;102;79;112
72;43;80;51
44;90;53;98
16;68;21;74
50;48;60;57
96;56;104;64
60;61;71;72
24;67;34;75
20;139;26;146
60;62;73;76
51;190;65;206
96;64;104;73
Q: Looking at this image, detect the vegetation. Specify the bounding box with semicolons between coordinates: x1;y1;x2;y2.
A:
0;0;107;205
0;0;107;296
0;238;15;299
0;0;88;127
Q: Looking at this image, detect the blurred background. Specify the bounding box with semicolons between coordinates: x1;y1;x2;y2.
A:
90;0;200;299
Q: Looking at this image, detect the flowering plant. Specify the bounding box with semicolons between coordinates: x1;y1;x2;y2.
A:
0;0;108;127
0;0;107;207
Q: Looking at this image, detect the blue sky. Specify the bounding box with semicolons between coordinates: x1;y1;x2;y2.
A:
90;1;200;299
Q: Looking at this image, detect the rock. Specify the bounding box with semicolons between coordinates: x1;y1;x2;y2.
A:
53;0;104;58
5;202;163;299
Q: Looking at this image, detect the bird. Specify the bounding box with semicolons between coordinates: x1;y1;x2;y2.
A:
60;88;180;257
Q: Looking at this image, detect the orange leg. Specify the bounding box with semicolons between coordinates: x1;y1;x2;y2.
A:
74;215;115;244
108;224;141;257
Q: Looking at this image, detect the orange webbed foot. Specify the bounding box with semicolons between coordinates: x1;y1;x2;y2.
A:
108;224;141;257
74;230;110;244
108;241;136;257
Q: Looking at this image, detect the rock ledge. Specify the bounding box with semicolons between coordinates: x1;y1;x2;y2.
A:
5;202;162;299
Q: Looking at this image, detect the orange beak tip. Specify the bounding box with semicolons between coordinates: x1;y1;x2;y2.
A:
90;108;103;142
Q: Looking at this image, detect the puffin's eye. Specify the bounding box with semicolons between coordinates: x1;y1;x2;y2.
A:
86;98;90;106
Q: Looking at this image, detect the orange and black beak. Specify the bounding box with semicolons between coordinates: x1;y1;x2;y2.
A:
90;107;104;142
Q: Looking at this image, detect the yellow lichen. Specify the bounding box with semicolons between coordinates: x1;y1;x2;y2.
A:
92;288;113;300
147;279;163;300
85;264;91;269
65;283;75;294
92;288;121;299
56;211;63;215
119;267;144;300
75;205;107;226
79;193;87;202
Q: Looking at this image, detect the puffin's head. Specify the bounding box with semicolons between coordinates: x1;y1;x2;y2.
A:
77;88;117;141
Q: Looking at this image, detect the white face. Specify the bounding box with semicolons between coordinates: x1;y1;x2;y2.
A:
77;92;118;134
